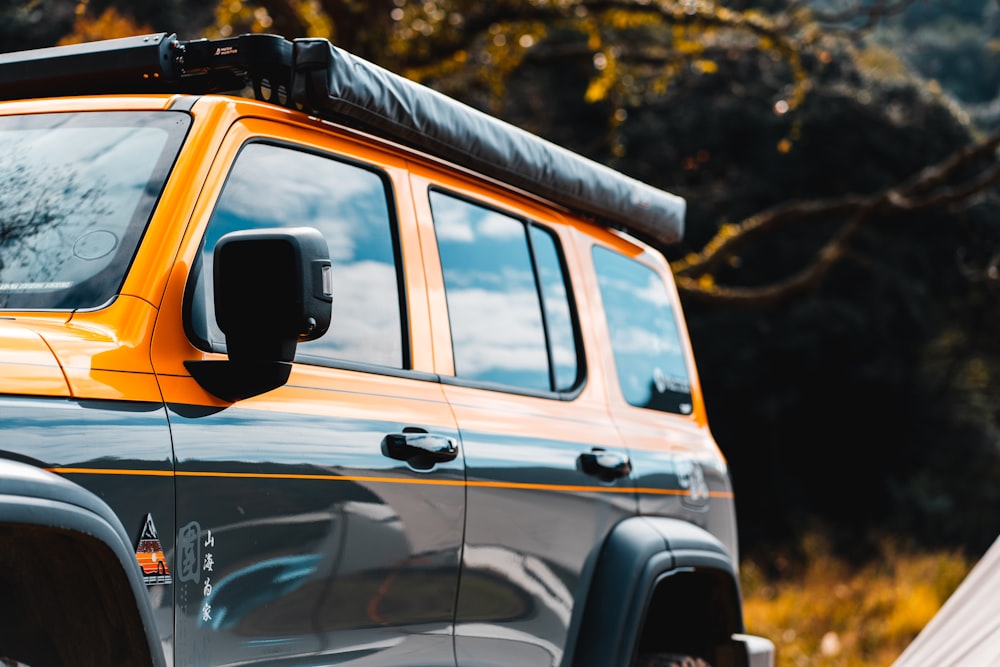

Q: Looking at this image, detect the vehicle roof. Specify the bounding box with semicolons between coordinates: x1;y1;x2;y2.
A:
0;32;686;248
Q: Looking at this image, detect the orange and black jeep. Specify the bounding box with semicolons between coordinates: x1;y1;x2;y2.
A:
0;32;773;667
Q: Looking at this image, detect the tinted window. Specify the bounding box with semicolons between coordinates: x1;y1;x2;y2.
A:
431;190;579;392
593;246;693;414
0;111;189;310
189;142;404;368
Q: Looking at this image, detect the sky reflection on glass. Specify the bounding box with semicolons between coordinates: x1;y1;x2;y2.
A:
593;246;692;414
194;143;403;368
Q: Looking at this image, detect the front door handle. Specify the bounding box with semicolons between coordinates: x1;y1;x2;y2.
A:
381;428;459;470
578;448;631;482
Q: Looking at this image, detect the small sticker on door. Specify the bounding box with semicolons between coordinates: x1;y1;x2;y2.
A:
135;513;172;585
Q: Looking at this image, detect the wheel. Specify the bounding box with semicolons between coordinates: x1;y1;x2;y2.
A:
636;654;713;667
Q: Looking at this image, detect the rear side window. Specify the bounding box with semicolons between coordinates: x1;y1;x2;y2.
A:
593;246;693;415
430;190;580;393
188;141;405;369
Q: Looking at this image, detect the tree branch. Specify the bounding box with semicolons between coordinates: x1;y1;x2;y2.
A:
675;128;1000;306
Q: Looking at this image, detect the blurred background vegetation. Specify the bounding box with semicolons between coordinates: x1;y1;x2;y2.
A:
3;0;998;663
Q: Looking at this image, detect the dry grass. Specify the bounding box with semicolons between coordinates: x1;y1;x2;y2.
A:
740;533;972;667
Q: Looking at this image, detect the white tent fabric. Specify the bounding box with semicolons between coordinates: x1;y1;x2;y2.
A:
891;535;1000;666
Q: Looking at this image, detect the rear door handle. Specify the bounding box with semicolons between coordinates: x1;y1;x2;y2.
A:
578;448;631;482
381;428;459;469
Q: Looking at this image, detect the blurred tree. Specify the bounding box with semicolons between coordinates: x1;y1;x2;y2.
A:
56;5;153;45
5;0;1000;557
201;0;398;58
0;0;77;50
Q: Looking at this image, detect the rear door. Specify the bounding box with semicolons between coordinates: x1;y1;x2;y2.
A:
409;168;637;667
151;117;463;666
589;240;739;557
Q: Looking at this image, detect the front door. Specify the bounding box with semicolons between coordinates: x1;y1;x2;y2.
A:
154;123;464;666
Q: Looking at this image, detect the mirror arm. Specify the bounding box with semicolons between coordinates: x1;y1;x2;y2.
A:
184;359;292;403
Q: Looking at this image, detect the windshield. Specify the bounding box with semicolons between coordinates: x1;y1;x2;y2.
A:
0;111;189;310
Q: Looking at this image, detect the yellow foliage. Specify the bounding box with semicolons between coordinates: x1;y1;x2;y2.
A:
585;68;616;103
717;222;741;239
669;22;707;55
407;20;547;113
604;8;659;30
960;357;992;392
652;75;671;96
694;59;718;74
289;0;333;39
209;0;270;37
742;535;972;667
57;7;152;45
585;49;618;103
856;44;911;82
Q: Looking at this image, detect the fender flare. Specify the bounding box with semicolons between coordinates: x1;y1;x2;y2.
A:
0;459;166;667
564;516;744;667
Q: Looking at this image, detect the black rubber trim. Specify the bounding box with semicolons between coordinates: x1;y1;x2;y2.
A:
564;516;741;667
166;94;199;112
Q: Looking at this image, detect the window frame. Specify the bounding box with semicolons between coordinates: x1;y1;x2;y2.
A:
0;110;191;312
428;186;586;399
591;243;695;416
183;137;413;373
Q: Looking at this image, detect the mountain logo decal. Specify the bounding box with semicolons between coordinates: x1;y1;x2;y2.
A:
135;513;172;585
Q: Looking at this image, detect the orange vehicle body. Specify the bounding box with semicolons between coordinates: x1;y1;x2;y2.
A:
0;32;772;667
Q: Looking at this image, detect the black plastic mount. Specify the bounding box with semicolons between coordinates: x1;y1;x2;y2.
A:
0;32;293;103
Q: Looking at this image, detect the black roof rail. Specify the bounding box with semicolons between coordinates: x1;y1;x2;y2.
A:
0;32;293;103
0;32;685;247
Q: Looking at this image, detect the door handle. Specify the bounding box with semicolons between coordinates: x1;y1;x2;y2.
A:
578;448;631;482
381;428;459;469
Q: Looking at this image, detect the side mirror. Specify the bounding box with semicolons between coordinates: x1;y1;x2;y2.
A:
185;227;332;401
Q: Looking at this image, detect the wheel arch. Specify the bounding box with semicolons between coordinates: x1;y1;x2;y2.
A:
0;459;166;667
565;516;746;667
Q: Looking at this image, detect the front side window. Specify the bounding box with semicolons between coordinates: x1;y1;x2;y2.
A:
0;111;189;310
431;190;580;393
188;142;405;369
593;246;693;415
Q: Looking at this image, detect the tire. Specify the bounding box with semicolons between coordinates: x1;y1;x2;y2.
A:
636;654;713;667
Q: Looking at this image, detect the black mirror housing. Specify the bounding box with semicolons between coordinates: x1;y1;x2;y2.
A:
186;227;333;401
214;227;332;361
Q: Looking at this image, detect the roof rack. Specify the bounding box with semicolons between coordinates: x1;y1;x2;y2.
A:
0;32;685;247
0;33;293;101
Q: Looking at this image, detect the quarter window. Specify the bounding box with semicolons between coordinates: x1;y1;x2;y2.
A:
593;246;693;415
430;191;580;393
0;111;189;310
188;142;405;368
